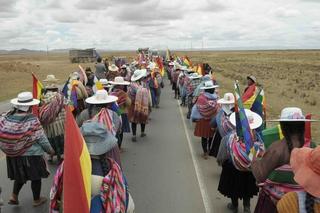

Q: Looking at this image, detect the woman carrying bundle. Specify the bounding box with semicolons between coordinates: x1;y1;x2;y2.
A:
0;92;54;207
191;81;219;159
128;69;151;142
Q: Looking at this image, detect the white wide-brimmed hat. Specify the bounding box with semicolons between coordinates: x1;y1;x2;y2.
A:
247;75;257;83
269;107;316;122
131;69;147;82
229;109;263;129
121;64;127;69
168;62;174;66
189;73;202;80
85;89;118;104
11;91;40;106
43;74;59;82
200;81;219;90
218;93;235;105
108;64;119;72
99;79;111;88
110;76;130;85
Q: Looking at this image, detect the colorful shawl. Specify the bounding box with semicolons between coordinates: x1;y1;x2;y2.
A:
216;110;235;137
49;162;64;213
110;89;128;108
0;111;44;157
132;87;149;124
100;158;127;213
91;108;118;136
227;132;265;171
39;92;65;125
196;93;219;120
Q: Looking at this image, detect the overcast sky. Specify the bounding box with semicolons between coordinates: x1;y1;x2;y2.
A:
0;0;319;50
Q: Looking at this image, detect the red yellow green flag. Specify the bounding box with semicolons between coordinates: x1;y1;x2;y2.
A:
63;107;91;213
32;73;43;116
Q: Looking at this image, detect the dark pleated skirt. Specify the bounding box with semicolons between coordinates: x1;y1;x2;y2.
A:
48;135;64;156
121;114;131;133
7;156;50;183
218;160;259;199
209;130;222;157
194;119;215;138
254;190;277;213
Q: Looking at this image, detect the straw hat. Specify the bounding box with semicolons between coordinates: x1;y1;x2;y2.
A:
80;121;117;156
247;75;257;83
229;109;263;129
11;91;40;106
269;107;316;122
200;81;219;90
108;64;119;72
85;89;118;104
43;74;59;82
218;93;235;105
290;146;320;197
131;69;147;82
109;76;130;85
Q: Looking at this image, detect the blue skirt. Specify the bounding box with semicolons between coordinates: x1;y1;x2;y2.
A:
121;114;131;133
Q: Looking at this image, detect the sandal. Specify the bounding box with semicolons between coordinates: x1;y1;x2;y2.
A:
8;199;19;205
33;197;47;207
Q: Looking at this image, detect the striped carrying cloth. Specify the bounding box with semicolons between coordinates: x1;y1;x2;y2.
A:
0;111;44;157
100;158;127;213
39;92;65;138
196;93;219;120
91;108;118;136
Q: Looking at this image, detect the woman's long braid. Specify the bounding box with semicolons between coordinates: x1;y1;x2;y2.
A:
305;192;315;213
99;155;110;176
280;121;305;153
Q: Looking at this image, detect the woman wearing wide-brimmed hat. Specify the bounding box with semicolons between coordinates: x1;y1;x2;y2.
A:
128;69;151;142
277;145;320;212
218;109;263;213
186;72;202;119
76;90;121;135
191;81;220;159
39;75;66;163
251;107;316;213
106;64;120;81
149;67;163;108
0;92;54;207
109;76;132;150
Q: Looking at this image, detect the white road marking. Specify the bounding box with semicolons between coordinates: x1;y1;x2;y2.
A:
178;100;212;213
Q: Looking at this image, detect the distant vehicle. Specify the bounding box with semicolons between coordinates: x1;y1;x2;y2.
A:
69;48;99;63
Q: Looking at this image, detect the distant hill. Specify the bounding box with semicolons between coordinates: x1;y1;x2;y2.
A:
0;49;45;55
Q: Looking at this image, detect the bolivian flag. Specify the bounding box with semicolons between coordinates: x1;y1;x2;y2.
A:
63;107;91;213
32;73;43;116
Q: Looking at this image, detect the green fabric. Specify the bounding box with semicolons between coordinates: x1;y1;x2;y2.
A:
267;170;297;184
262;125;283;148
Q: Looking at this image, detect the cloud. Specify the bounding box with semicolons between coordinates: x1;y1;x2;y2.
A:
271;7;301;18
0;0;18;12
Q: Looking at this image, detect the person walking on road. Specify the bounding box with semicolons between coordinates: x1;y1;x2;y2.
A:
0;92;54;207
191;81;220;159
128;69;151;142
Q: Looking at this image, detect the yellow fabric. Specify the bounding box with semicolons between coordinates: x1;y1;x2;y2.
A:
79;138;92;209
277;192;320;213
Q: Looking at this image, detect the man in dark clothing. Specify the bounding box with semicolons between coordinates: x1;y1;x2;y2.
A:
95;57;107;80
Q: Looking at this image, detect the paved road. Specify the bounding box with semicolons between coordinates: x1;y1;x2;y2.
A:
0;81;257;213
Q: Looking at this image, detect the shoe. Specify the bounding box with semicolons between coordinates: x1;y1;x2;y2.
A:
33;197;47;207
202;153;209;160
227;203;238;213
131;136;137;142
141;133;146;137
243;206;251;213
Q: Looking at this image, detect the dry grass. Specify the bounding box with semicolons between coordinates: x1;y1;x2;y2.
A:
0;50;319;141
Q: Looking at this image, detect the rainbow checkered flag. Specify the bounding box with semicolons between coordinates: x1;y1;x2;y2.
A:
234;81;254;154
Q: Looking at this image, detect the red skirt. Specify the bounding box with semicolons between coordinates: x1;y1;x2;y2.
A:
194;119;214;138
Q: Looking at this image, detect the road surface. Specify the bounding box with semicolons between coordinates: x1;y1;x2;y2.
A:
0;82;257;213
